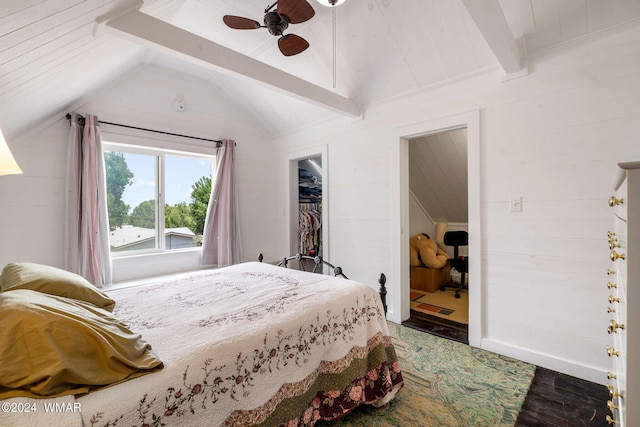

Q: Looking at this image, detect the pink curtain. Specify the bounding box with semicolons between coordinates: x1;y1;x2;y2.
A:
65;114;112;286
201;139;241;266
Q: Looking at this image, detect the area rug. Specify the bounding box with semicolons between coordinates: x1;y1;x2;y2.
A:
411;288;469;324
317;322;535;427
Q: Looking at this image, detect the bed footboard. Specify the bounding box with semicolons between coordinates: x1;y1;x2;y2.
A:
258;253;388;315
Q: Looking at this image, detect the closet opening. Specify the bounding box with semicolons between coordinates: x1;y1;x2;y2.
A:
288;146;329;272
297;157;323;270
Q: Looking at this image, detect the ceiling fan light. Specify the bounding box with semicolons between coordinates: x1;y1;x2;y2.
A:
316;0;347;6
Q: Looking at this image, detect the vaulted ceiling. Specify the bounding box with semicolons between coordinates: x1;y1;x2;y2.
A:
410;128;468;224
2;0;640;142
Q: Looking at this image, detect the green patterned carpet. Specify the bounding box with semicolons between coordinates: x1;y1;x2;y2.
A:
318;322;535;427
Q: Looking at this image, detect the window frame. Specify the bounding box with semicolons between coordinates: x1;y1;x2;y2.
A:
102;140;215;258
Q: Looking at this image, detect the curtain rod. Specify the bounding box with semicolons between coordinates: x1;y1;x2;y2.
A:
65;113;225;145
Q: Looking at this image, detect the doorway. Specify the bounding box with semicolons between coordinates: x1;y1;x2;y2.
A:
405;128;469;343
288;145;329;270
297;157;323;269
390;110;481;348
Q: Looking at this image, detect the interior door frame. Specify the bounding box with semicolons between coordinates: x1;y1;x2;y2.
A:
391;110;482;347
288;145;329;262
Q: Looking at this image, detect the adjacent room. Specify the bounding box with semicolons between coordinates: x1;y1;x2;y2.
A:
406;128;470;343
0;0;638;426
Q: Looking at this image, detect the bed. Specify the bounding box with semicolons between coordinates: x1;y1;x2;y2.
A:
0;257;403;426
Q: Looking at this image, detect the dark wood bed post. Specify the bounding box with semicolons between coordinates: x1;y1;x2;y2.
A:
378;273;388;316
258;253;388;316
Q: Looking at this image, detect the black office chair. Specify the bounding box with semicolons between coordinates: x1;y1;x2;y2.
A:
439;230;468;298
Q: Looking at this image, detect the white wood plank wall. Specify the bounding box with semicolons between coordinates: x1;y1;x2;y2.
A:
0;65;270;282
268;24;640;383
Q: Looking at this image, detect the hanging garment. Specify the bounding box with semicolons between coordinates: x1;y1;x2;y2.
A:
298;208;321;255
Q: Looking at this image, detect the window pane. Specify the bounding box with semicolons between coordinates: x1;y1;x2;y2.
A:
105;151;157;253
164;155;212;249
104;147;213;254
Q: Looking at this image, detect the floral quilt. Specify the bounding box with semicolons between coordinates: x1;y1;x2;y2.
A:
76;261;403;426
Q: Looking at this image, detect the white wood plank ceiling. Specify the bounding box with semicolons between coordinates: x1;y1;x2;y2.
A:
1;0;640;141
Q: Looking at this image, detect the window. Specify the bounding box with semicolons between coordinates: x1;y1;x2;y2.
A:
103;144;214;255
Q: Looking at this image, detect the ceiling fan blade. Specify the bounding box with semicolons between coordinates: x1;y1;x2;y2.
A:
278;34;310;56
223;15;261;30
277;0;315;24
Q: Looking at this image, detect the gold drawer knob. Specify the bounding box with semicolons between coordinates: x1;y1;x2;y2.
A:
608;282;617;289
607;372;617;379
609;295;621;304
608;231;616;237
607;384;624;398
608;307;616;313
607;345;620;357
608;400;619;411
607;269;616;275
609;196;624;207
610;251;626;261
607;414;617;424
609;242;621;249
608;320;625;334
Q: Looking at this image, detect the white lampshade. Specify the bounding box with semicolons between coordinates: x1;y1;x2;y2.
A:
316;0;347;6
0;128;23;176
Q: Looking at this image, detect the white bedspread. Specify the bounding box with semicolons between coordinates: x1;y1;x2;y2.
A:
73;261;396;426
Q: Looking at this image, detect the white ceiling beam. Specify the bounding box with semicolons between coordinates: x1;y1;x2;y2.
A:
97;8;360;117
461;0;528;79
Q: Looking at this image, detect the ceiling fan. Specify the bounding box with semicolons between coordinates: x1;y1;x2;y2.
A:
223;0;316;56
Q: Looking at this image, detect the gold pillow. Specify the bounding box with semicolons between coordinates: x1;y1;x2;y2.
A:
0;262;115;311
0;289;163;399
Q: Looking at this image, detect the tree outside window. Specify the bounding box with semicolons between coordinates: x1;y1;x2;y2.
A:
103;147;213;253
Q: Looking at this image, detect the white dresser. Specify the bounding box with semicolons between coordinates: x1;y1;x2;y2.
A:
607;161;639;426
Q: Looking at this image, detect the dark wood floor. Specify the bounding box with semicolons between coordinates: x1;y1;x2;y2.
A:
402;309;469;344
401;311;610;427
515;367;610;427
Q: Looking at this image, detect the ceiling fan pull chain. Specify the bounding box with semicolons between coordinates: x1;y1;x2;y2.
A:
333;6;337;88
